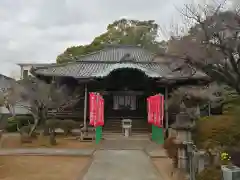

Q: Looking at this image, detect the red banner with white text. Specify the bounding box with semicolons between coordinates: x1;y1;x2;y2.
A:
97;95;104;126
89;93;104;127
147;97;154;124
147;94;164;127
89;92;97;126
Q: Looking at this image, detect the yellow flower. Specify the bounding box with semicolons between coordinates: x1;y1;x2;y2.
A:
220;152;231;161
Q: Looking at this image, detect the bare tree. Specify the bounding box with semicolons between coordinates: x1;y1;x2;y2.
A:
0;76;80;137
167;1;240;93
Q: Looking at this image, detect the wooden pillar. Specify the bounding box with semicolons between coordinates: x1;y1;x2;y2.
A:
165;86;169;136
52;76;58;88
51;76;55;83
83;84;88;129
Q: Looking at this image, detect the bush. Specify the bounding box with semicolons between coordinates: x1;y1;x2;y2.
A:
193;114;240;149
196;166;221;180
6;123;18;132
6;115;33;132
223;95;240;114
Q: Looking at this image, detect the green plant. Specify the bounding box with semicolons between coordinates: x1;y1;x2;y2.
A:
6;116;33;132
193;91;240;150
193;115;240;149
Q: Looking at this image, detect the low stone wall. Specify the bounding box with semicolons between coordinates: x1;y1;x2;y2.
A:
177;147;221;174
169;128;220;175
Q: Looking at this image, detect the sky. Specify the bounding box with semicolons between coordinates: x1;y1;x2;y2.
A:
0;0;237;78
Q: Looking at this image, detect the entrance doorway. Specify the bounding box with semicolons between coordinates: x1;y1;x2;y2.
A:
96;68;162;135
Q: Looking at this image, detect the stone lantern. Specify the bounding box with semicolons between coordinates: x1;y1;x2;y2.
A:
171;103;195;171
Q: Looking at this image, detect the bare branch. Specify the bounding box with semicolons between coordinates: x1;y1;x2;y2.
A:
2;77;80;135
166;1;240;93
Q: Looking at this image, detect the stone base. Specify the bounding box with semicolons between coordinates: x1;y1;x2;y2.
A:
222;165;240;180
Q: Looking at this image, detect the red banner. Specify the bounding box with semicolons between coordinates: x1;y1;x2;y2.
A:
152;95;157;126
97;96;104;126
147;94;164;127
154;94;164;127
89;92;97;126
89;93;104;127
147;97;154;124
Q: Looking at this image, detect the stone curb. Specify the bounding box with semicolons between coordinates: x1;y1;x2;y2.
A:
0;148;95;156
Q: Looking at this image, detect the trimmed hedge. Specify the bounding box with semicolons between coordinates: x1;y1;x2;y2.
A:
193;115;240;149
193;94;240;149
194;107;240;150
6;115;34;132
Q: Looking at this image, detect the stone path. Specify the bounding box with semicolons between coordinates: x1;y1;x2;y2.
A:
82;150;163;180
100;139;150;150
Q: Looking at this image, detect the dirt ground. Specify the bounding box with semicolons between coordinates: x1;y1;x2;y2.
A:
152;157;187;180
0;134;95;149
0;156;90;180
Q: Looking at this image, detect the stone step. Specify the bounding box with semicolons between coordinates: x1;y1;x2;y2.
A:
104;125;149;129
105;121;148;125
103;119;149;133
104;128;149;131
103;128;149;133
103;127;149;130
103;127;149;131
104;123;148;126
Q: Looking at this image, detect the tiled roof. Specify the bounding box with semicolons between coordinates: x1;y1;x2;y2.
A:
74;45;155;62
33;61;206;79
34;62;163;78
32;45;207;80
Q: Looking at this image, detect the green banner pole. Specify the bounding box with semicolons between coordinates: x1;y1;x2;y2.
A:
95;93;102;144
95;126;102;144
155;126;164;144
152;125;164;144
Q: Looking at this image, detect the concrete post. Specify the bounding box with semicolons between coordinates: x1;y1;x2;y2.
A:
83;84;88;130
197;150;206;173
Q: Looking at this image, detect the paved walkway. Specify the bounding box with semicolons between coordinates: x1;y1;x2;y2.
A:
82;150;163;180
100;139;150;150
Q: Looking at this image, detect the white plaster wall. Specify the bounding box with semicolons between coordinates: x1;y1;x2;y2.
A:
0;101;30;115
0;106;30;115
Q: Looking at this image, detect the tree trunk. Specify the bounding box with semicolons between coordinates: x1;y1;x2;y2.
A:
39;107;47;126
43;127;50;136
29;114;39;137
49;131;57;145
39;107;49;136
